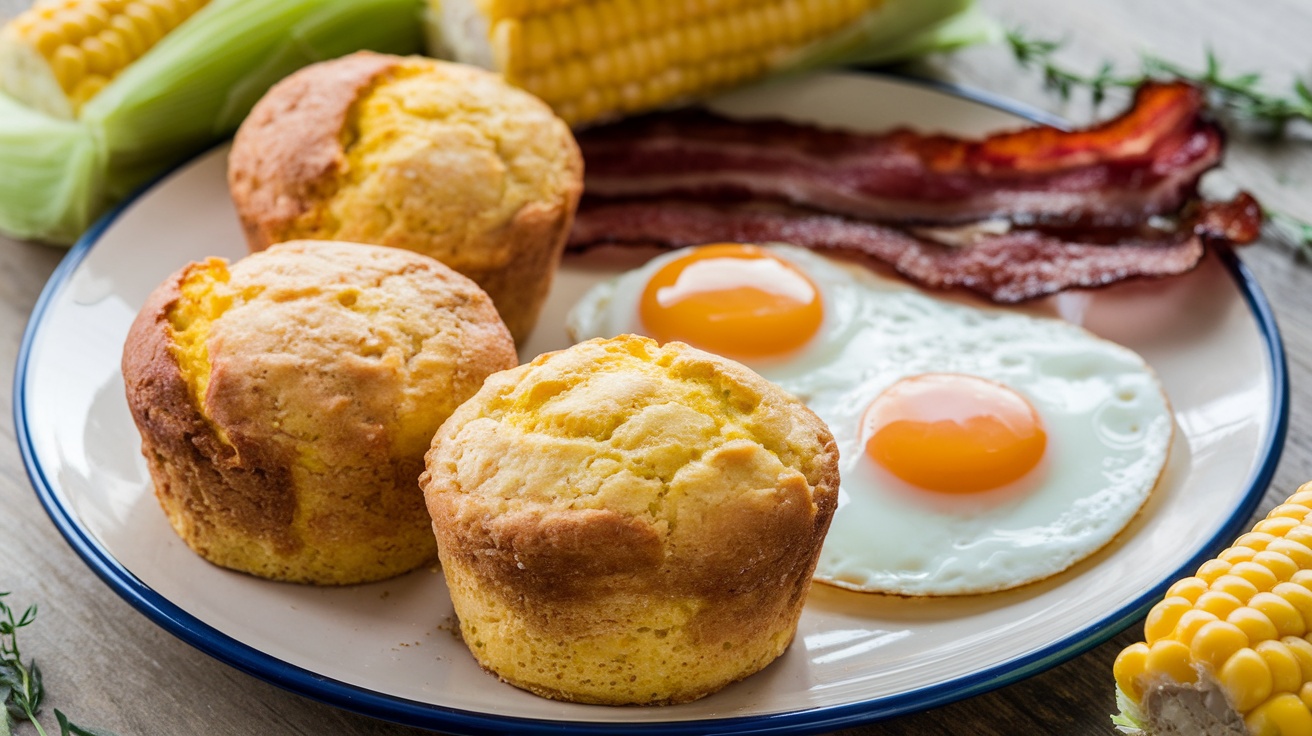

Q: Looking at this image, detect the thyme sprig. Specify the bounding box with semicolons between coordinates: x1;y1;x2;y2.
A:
1006;29;1312;132
1;593;118;736
1145;54;1312;134
1005;28;1312;257
1005;31;1138;107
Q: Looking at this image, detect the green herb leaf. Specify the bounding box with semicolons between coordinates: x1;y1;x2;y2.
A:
55;709;120;736
1;665;27;722
1;593;112;736
27;662;44;715
1006;27;1312;128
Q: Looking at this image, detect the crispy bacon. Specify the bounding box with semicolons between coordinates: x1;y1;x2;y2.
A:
567;194;1262;302
579;82;1223;228
569;81;1266;301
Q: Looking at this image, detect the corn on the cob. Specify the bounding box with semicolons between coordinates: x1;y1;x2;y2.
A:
0;0;211;119
1114;482;1312;736
425;0;989;126
0;0;425;245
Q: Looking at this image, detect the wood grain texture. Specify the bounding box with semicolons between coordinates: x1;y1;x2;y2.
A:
1;0;1310;734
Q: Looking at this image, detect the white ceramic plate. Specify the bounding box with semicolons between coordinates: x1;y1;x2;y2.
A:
16;72;1287;734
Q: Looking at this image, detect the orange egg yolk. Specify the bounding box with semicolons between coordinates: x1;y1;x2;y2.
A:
863;373;1047;494
638;243;824;360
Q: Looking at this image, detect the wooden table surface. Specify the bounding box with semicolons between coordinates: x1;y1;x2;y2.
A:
3;1;1311;734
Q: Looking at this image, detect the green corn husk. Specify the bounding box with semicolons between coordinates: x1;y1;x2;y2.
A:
0;0;425;245
1111;683;1149;735
788;0;999;71
0;93;102;244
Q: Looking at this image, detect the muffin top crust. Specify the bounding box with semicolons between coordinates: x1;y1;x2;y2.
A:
228;51;582;271
164;239;516;464
423;334;839;597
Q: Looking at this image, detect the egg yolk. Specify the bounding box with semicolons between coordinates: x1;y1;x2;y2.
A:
863;373;1047;494
638;243;823;360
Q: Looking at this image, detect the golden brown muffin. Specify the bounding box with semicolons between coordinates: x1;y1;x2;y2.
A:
227;51;583;345
421;335;839;705
122;240;518;585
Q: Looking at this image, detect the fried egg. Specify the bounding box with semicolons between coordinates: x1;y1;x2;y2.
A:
566;243;1173;596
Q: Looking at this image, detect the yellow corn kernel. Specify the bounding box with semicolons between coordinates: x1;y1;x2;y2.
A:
80;35;121;75
1196;590;1244;619
69;73;108;109
646;33;670;74
1258;639;1306;694
1303;682;1312;712
1273;539;1312;569
1251;592;1307;638
1241;532;1279;551
96;27;133;68
1191;620;1249;670
1246;693;1312;736
1145;639;1198;686
142;0;182;31
1213;573;1261;602
1288;527;1312;551
628;35;654;78
56;5;107;41
1275;583;1312;627
1115;642;1151;702
31;21;63;55
610;0;640;40
1171;609;1220;647
124;3;166;47
1222;546;1259;564
1284;636;1312;681
520;16;553;69
1257;516;1303;535
48;43;85;89
1233;561;1282;592
573;4;601;55
1230;607;1281;643
1259;551;1302;584
635;0;663;34
1147;597;1198;648
586;47;615;87
1222;647;1275;713
591;0;621;49
547;11;579;63
1199;559;1235;583
1166;576;1209;603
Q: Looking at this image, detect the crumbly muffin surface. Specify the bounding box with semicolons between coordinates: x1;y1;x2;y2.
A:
124;240;517;584
228;52;582;342
423;335;838;704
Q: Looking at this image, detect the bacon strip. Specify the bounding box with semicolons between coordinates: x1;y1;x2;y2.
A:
579;82;1223;228
567;194;1261;303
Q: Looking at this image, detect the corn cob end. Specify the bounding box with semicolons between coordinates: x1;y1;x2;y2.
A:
0;0;209;119
1114;482;1312;735
0;17;73;118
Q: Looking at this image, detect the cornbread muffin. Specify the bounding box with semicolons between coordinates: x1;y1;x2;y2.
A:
422;335;839;705
227;51;583;344
122;240;517;585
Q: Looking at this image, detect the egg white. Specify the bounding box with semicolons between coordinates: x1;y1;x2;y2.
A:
566;244;1173;596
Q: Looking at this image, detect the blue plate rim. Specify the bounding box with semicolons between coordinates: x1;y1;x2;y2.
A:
12;70;1289;736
